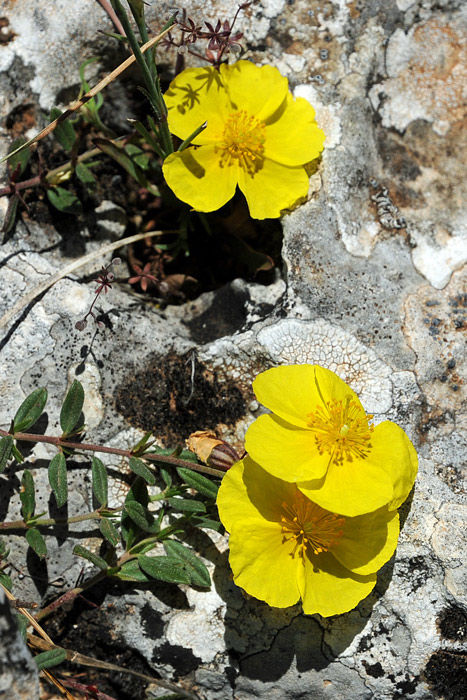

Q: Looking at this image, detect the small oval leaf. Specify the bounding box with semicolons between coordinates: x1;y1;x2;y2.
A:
73;544;108;570
20;470;35;522
34;647;67;670
163;539;211;588
91;456;108;506
123;501;158;534
176;467;219;499
115;559;151;582
165;497;206;514
0;435;14;473
25;528;47;558
60;379;84;435
49;107;76;152
129;456;155;486
47;186;82;215
99;518;120;547
13;388;48;433
48;453;67;508
138;554;191;585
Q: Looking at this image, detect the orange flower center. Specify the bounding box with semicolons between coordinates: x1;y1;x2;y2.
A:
307;395;374;465
217;110;266;174
280;489;345;560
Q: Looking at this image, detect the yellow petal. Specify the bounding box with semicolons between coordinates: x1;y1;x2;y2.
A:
164;66;230;142
264;95;325;166
220;60;289;122
334;509;399;575
217;456;298;532
238;158;309;219
252;365;318;427
299;552;376;617
298;456;394;517
245;414;329;482
370;422;418;510
162;147;237;212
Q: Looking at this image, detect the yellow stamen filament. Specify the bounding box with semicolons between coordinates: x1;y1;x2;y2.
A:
280;489;345;561
217;110;266;174
307;395;374;465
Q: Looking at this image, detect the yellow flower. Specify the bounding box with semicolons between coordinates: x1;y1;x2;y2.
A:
217;457;400;616
245;365;418;517
162;60;325;219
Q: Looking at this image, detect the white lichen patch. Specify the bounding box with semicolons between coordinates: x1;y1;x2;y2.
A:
294;84;342;149
409;228;467;290
432;503;467;605
166;586;227;663
257;318;393;413
369;13;467;134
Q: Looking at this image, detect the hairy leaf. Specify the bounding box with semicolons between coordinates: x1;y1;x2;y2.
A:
176;467;219;499
128;456;155;485
20;470;35;522
73;544;108;570
13;387;48;433
165;497;206;514
48;453;67;508
163;539;211;588
115;559;151;582
138;554;190;585
99;518;120;547
91;456;108;506
7;137;31;177
0;435;14;473
34;647;67;670
1;194;19;236
75;162;97;191
123;501;159;534
60;379;84;435
25;528;47;558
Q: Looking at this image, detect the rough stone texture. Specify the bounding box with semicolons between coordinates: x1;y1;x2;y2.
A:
0;1;466;699
0;590;40;699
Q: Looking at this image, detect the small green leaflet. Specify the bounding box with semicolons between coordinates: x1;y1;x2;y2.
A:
13;388;48;433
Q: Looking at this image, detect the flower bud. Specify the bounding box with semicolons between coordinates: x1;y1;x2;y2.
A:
187;430;240;471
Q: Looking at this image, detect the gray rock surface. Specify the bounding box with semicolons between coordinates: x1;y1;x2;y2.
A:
0;1;466;699
0;590;39;700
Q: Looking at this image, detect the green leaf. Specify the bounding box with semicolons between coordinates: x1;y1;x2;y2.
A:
14;612;28;641
115;559;151;582
47;186;82;214
13;387;48;433
11;444;24;464
25;528;47;558
176;467;219;499
159;467;172;488
91;456;108;506
165;497;206;514
34;647;67;671
121;478;148;549
75;162;97;191
99;518;120;547
48;453;67;508
1;194;20;237
73;544;108;570
7;137;31;177
94;138;159;196
190;515;223;532
163;539;211;588
20;470;35;521
128;456;155;486
125;143;150;170
138;554;190;585
49;107;76;152
123;501;159;534
0;436;14;473
0;571;12;591
60;379;84;435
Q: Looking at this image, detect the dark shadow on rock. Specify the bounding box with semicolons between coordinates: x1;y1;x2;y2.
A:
26;546;49;598
184;283;250;343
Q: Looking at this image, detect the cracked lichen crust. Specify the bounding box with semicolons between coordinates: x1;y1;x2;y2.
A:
256;318;392;413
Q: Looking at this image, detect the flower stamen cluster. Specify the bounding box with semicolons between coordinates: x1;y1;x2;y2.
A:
307;396;374;465
217;110;266;174
280;490;345;559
